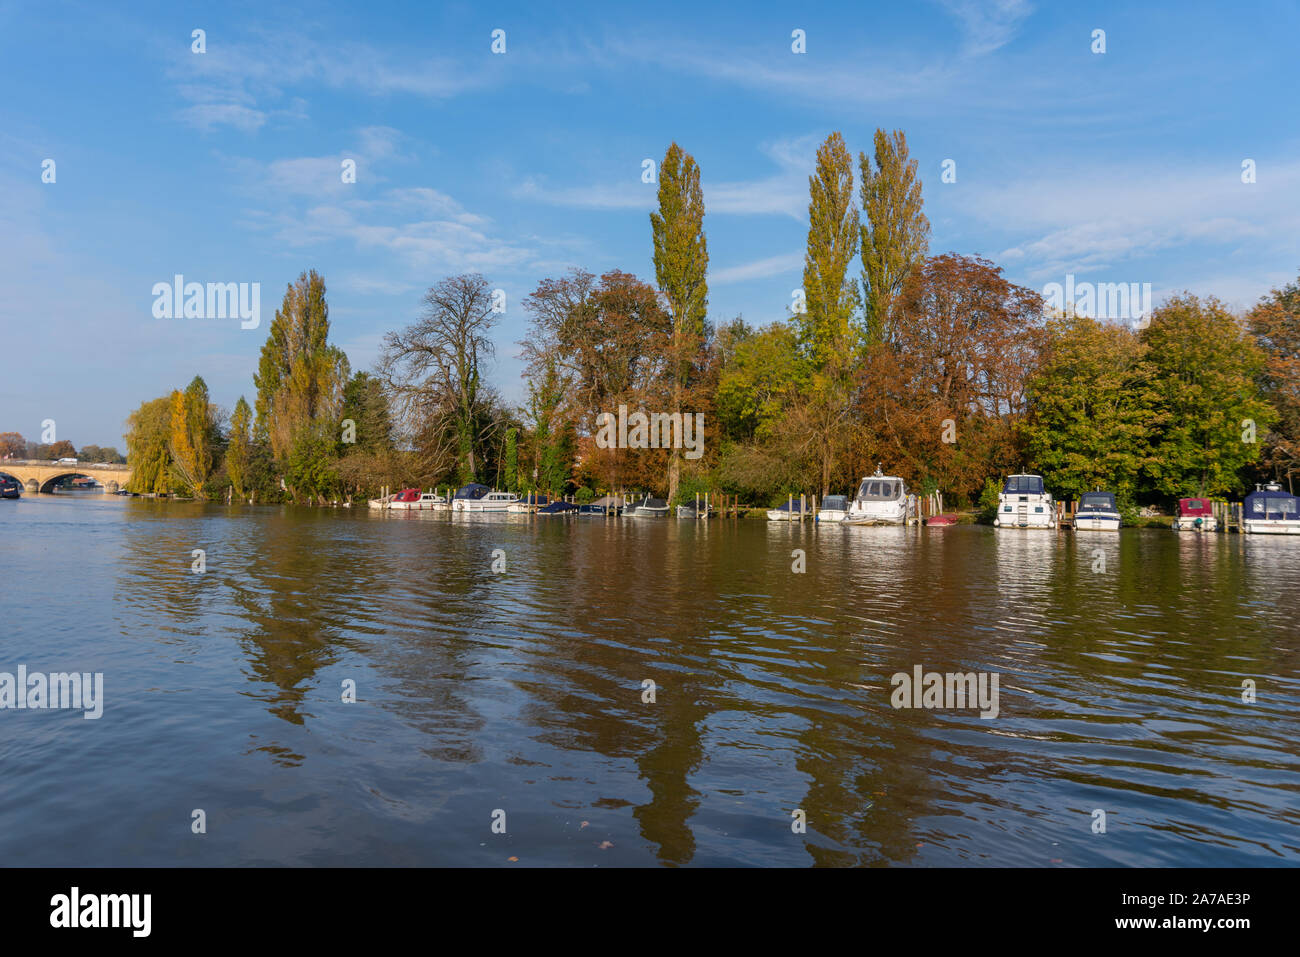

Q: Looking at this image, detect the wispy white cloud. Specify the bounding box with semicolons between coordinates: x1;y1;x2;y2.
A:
974;159;1300;282
935;0;1035;55
711;251;805;284
513;135;816;218
167;31;493;132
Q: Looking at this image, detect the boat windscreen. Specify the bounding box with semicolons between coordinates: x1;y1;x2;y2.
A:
822;496;849;509
1247;493;1298;517
1004;475;1044;494
1080;493;1115;508
858;481;897;500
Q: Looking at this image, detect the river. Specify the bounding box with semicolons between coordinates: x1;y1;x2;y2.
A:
2;494;1297;866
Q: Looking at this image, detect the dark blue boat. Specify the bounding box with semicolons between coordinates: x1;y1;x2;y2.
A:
1242;483;1300;534
536;501;578;515
0;476;20;499
453;483;491;502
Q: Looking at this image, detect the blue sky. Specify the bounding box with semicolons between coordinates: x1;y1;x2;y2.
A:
3;0;1299;447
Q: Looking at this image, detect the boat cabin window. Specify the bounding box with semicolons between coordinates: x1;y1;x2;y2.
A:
1003;476;1044;495
858;480;897;500
1081;493;1114;509
1252;496;1297;516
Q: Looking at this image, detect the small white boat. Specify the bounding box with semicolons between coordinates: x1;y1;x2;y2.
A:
378;488;447;511
627;496;669;517
845;470;909;525
1073;490;1121;531
816;494;850;523
1172;497;1217;532
767;500;808;522
453;490;520;512
1242;483;1300;534
507;493;549;513
993;474;1056;529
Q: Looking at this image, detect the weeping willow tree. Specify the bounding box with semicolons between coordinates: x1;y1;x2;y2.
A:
124;396;174;494
253;269;350;501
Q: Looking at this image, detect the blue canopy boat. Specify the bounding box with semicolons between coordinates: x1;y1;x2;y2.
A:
1074;490;1121;531
1242;483;1300;535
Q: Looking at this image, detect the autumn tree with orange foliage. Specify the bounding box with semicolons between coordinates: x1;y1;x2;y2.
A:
854;254;1045;502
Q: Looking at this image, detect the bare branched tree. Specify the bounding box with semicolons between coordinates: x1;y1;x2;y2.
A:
379;274;503;485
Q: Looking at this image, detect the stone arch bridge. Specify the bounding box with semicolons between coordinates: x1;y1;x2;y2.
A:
0;460;133;494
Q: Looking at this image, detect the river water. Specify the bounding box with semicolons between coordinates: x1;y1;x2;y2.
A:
2;494;1297;866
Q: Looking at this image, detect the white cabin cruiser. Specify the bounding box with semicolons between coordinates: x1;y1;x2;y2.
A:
378;488;447;511
1073;490;1121;531
453;490;520;512
844;470;909;525
1242;483;1300;534
994;474;1056;529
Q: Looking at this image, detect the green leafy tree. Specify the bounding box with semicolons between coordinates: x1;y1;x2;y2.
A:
859;129;930;344
1247;275;1300;488
284;430;341;502
651;142;709;503
341;371;394;454
1141;294;1274;498
1022;314;1158;502
716;322;803;443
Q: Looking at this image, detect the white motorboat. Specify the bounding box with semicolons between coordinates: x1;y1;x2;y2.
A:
626;496;669;517
377;488;446;511
1242;483;1300;534
507;493;549;513
1073;490;1121;531
845;469;909;525
767;499;808;521
816;494;850;523
993;474;1055;529
453;490;520;512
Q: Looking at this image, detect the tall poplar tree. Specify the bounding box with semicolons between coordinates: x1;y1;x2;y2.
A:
800;131;860;369
859;129;930;343
254;269;350;468
796;132;861;496
226;396;253;499
650;142;708;503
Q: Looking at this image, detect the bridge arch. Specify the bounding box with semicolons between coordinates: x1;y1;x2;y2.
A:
39;471;101;494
